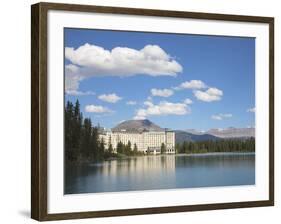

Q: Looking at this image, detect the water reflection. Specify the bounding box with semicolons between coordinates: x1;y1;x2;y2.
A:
65;153;255;194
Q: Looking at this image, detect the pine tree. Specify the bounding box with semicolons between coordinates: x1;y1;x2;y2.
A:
90;126;99;160
80;118;92;160
65;101;76;161
126;141;132;155
175;143;180;154
133;143;138;154
108;143;113;154
117;141;123;154
161;143;166;154
99;138;105;160
73;100;82;158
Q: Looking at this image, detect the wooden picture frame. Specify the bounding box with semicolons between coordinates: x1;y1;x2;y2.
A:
31;2;274;221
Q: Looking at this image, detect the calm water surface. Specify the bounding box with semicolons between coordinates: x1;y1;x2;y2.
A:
65;153;255;194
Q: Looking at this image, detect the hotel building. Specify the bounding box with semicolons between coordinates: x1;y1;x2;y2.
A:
99;129;175;154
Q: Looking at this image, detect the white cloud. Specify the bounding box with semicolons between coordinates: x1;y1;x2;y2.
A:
194;87;223;102
133;110;147;120
247;125;255;128
65;43;182;79
173;80;222;103
64;64;97;96
211;115;222;120
126;101;137;105
98;93;122;103
85;104;113;113
66;63;79;73
116;120;126;125
183;98;193;105
147;96;153;102
134;101;190;120
144;101;154;107
65;44;182;93
175;80;207;90
65;90;95;96
247;107;256;113
211;113;233;120
65;64;83;93
151;88;174;97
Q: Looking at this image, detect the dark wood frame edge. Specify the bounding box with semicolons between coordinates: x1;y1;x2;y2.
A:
31;3;48;221
31;2;274;221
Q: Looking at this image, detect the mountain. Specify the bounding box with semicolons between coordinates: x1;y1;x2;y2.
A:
112;119;164;132
206;127;255;138
175;130;221;144
185;129;206;135
185;127;255;139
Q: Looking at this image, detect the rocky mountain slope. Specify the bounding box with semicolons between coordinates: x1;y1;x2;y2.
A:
175;130;221;144
112;119;163;132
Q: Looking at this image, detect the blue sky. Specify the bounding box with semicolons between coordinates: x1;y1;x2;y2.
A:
64;28;255;131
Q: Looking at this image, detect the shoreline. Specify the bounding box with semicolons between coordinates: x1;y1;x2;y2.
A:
179;151;255;157
65;151;255;166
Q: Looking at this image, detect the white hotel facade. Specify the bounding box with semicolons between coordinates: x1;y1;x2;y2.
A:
99;130;175;154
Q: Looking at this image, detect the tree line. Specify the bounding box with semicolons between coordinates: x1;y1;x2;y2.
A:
116;141;144;156
65;99;111;163
65;100;144;163
175;138;255;154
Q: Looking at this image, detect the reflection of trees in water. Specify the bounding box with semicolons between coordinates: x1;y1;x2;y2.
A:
175;154;255;168
66;156;176;181
65;154;255;180
107;155;176;176
64;154;255;194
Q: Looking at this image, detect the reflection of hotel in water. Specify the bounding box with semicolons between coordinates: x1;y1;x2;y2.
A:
99;129;176;154
101;155;176;177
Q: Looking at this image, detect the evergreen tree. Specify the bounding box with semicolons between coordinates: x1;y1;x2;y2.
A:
107;136;113;154
80;118;92;160
161;143;166;154
108;143;113;154
117;141;123;154
65;101;74;160
90;126;99;160
175;143;180;154
126;141;132;155
73;100;82;158
133;143;138;154
98;138;105;160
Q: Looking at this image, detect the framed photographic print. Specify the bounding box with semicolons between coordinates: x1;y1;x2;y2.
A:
31;2;274;221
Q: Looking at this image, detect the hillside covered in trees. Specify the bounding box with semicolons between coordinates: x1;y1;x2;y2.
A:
175;138;255;154
65;100;142;164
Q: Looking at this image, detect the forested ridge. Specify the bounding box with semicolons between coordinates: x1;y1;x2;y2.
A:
175;138;255;154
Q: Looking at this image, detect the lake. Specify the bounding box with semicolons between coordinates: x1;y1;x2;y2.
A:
64;153;255;194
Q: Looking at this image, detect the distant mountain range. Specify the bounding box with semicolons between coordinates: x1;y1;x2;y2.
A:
175;130;220;144
111;119;255;143
186;127;255;139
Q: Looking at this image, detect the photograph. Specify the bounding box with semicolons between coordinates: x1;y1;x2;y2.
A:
30;2;274;221
64;28;256;195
